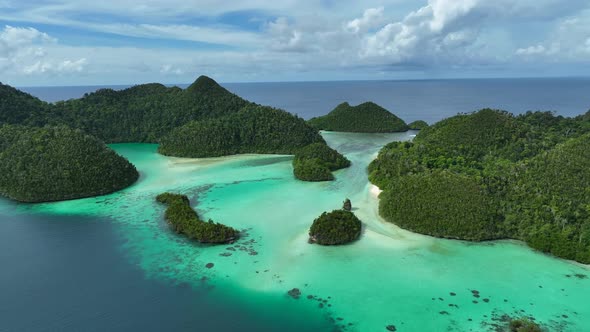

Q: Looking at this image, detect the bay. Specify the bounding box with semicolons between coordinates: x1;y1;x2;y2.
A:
1;131;588;331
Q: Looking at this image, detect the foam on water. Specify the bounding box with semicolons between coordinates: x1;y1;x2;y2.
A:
11;132;590;331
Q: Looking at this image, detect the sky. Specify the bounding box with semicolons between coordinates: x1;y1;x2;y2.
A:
1;0;590;86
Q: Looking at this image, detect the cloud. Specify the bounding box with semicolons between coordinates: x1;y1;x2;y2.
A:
266;17;307;52
516;45;549;56
515;10;590;60
160;64;184;75
2;0;590;85
346;7;384;33
0;25;87;77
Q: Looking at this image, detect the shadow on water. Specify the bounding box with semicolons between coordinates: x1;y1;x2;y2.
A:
0;211;336;332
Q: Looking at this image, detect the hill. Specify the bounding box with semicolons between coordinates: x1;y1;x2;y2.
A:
292;143;351;181
48;76;251;143
158;105;325;158
308;102;408;133
0;83;49;126
0;76;251;143
0;125;139;203
369;109;590;263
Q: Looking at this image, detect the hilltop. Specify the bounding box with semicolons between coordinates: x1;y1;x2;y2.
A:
308;102;409;133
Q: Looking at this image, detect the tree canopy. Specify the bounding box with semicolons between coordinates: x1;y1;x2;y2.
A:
369;108;590;263
158;105;325;158
0;76;251;143
292;143;351;181
309;210;362;245
156;192;239;244
0;125;139;203
408;120;429;130
308;102;409;133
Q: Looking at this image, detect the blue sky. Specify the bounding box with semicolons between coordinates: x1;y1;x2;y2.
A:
0;0;589;86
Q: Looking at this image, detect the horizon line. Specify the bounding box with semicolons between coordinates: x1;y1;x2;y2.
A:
15;74;590;89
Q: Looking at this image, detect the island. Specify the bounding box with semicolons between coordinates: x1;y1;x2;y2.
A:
407;120;429;130
309;210;362;245
1;76;251;143
369;108;590;263
158;105;325;157
292;143;351;181
0;125;139;203
308;101;409;133
0;75;352;205
156;192;239;244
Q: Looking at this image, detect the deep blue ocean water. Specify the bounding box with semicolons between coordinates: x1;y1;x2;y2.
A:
3;78;590;332
21;78;590;123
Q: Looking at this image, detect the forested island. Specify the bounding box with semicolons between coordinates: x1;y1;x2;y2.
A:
292;143;351;181
308;102;410;133
0;75;351;204
309;209;362;245
369;108;590;263
158;105;324;157
0;125;139;203
408;120;429;130
1;76;251;143
156;193;239;244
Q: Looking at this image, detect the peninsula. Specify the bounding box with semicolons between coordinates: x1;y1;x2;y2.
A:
369;108;590;263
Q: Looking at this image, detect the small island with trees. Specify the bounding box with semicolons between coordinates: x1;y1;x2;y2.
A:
292;143;351;181
0;125;139;203
408;120;429;130
156;192;239;244
309;208;362;245
308;101;411;133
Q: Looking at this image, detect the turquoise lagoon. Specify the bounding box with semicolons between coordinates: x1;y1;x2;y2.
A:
1;131;589;331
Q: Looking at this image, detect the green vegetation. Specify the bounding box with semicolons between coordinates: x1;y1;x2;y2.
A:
292;143;351;181
408;120;429;130
156;192;239;244
50;76;251;143
379;171;501;241
309;210;362;245
159;105;325;158
0;125;139;203
509;319;542;332
369;108;590;263
0;76;251;143
0;83;49;126
308;102;409;133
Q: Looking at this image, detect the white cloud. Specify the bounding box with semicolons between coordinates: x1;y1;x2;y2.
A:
266;18;307;52
346;7;384;34
516;45;546;55
160;64;184;75
515;10;590;60
0;25;87;77
1;0;590;85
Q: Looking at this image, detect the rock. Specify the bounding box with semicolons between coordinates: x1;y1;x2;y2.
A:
205;263;214;269
287;288;301;299
385;325;397;331
343;198;352;211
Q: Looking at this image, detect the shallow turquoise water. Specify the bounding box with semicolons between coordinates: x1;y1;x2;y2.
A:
3;132;589;331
